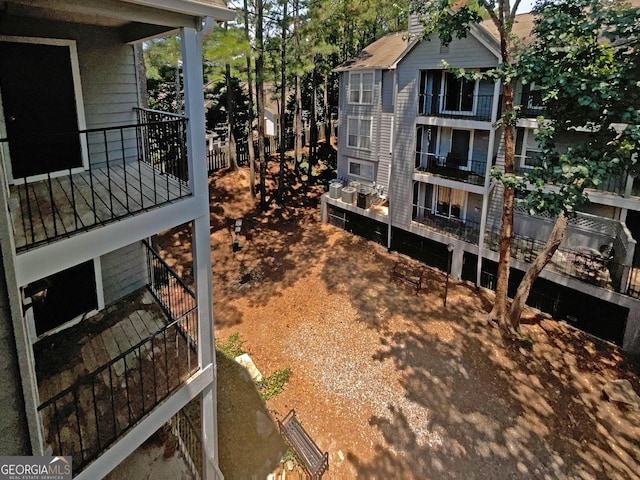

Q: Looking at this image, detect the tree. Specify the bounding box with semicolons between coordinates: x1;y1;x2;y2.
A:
410;0;521;330
411;0;640;333
243;0;257;197
256;0;268;211
144;35;183;113
506;0;640;327
203;24;251;172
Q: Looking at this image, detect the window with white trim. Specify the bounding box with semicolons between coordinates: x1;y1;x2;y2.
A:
347;117;372;150
349;72;374;104
348;158;375;181
434;186;466;220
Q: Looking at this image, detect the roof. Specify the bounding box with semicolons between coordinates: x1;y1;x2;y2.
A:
480;12;536;48
334;32;410;72
122;0;235;21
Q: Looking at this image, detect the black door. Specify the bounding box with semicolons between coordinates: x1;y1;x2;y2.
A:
0;41;82;179
32;261;98;336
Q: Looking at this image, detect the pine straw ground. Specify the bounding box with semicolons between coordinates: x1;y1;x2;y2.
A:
157;163;640;480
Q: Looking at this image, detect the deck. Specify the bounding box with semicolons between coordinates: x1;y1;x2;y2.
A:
9;161;189;252
35;287;199;472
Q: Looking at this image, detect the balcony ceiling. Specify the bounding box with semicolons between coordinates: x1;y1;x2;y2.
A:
2;0;234;36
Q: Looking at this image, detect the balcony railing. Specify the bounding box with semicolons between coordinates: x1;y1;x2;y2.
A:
484;226;629;292
412;205;481;245
5;110;190;252
515;157;630;196
418;93;494;121
415;152;486;186
37;241;198;474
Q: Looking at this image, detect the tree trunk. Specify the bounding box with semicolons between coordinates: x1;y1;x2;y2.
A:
323;75;331;141
309;62;318;179
508;212;568;330
226;61;238;172
256;0;267;211
243;0;256;197
293;0;303;165
277;0;288;205
488;19;516;330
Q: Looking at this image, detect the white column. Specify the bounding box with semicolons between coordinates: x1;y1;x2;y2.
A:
181;25;220;479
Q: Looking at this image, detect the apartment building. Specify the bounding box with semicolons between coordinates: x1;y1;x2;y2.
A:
322;11;640;353
0;1;233;478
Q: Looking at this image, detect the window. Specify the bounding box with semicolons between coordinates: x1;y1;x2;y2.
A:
443;72;475;112
349;72;374;104
435;186;466;220
348;158;375;181
525;83;544;111
515;128;542;170
347;117;372;150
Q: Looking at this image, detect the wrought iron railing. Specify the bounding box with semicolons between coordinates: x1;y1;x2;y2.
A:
170;408;203;479
37;242;198;474
135;108;188;181
418;93;495;121
5;111;190;252
483;227;626;291
413;205;481;244
415;151;486;186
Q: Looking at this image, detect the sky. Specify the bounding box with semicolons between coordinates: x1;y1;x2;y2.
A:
516;0;537;13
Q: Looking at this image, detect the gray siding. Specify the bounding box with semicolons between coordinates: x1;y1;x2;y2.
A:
391;34;499;229
337;69;393;191
101;242;147;306
381;70;395;114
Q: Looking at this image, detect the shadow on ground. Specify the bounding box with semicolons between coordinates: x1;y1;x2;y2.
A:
216;353;288;479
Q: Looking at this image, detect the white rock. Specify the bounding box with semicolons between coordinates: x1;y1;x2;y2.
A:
234;353;263;382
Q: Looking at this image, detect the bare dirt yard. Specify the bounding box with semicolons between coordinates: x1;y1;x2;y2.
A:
157;162;640;479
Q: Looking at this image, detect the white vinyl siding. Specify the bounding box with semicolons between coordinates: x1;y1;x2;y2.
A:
347;117;372;150
349;72;374;104
101;242;147;306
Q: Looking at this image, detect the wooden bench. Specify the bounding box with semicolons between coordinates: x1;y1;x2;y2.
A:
390;261;423;294
278;409;329;479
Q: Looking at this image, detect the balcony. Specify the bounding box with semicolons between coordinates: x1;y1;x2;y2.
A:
415;152;486;186
418;93;494;121
4;109;190;253
484;209;635;294
515;155;630;196
35;241;198;474
413;205;481;244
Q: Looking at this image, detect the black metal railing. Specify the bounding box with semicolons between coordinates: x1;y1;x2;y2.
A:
5;111;190;252
418;93;494;121
170;408;203;479
37;242;198;474
413;205;481;244
144;239;198;347
135;108;188;181
515;156;629;195
415;152;486;186
483;228;625;290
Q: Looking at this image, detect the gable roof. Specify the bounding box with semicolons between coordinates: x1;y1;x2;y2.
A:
480;12;536;49
334;32;411;72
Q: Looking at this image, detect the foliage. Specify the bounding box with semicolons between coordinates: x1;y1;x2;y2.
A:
144;35;183;112
517;0;640;216
205;77;251;139
257;368;291;401
217;332;246;359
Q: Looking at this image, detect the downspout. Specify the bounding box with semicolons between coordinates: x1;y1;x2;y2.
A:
387;66;399;250
197;17;216;46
